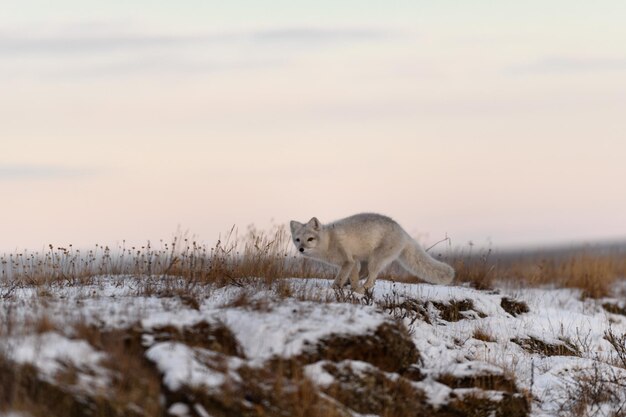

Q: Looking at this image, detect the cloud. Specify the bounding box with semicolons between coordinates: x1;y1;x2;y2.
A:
0;165;99;180
0;27;391;56
509;56;626;74
0;34;214;55
0;25;392;78
251;28;389;43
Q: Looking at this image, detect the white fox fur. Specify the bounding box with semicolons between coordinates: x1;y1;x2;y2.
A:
290;213;455;293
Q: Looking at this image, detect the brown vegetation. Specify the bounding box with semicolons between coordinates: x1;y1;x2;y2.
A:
473;326;497;343
437;370;518;392
512;336;580;357
555;361;626;417
322;361;430;417
501;248;626;298
0;226;333;291
432;299;485;322
500;297;530;317
298;321;421;373
443;392;530;417
2;228;625;301
148;320;245;357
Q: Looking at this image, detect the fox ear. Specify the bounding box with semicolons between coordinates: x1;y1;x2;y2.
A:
306;217;321;230
290;220;303;234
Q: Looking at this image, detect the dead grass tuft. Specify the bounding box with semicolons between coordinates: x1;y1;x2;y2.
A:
177;359;348;417
500;297;530;317
148;321;244;357
556;361;626;417
437;371;518;392
603;302;626;316
322;361;429;417
604;329;626;369
443;391;529;417
473;326;497;343
298;321;421;373
432;299;485;322
378;293;431;324
450;248;497;290
512;336;580;357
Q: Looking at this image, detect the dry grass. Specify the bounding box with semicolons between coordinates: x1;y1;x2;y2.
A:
213;360;350;417
437;370;518;392
604;329;626;369
500;297;530;317
450;247;498;290
321;362;430;417
432;299;485;322
378;293;432;325
297;321;421;373
512;336;581;357
502;248;626;298
450;244;626;299
473;326;497;343
444;391;530;417
556;360;626;417
1;226;625;299
0;225;334;295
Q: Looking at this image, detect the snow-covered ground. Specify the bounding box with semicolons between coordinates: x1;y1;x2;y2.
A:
2;276;626;416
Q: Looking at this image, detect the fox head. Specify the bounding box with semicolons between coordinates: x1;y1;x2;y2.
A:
290;217;322;256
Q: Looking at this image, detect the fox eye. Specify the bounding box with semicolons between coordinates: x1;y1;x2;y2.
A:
296;238;300;242
307;237;315;242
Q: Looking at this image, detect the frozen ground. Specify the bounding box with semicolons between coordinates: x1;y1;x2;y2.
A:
2;276;626;416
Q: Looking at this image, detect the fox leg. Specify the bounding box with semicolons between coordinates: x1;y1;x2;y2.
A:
346;261;368;293
348;262;362;289
359;262;368;279
337;263;360;288
332;261;356;288
363;248;402;290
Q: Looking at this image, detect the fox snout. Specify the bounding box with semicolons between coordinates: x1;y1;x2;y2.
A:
299;247;304;253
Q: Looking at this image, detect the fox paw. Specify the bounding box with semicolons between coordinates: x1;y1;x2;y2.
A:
352;285;366;295
332;280;351;289
363;281;375;290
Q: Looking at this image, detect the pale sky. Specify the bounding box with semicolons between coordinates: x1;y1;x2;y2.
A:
2;1;626;253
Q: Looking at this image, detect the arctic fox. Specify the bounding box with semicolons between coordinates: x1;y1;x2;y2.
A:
290;213;455;293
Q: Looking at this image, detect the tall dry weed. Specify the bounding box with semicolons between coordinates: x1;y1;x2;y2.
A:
505;250;626;298
1;227;624;298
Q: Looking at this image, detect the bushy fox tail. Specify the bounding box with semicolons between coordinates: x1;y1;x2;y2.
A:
397;241;455;285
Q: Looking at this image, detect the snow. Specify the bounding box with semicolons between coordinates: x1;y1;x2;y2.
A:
168;403;190;417
2;274;626;416
7;332;107;377
193;404;214;417
3;331;111;394
145;341;243;391
219;301;386;361
438;360;506;378
303;361;336;387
